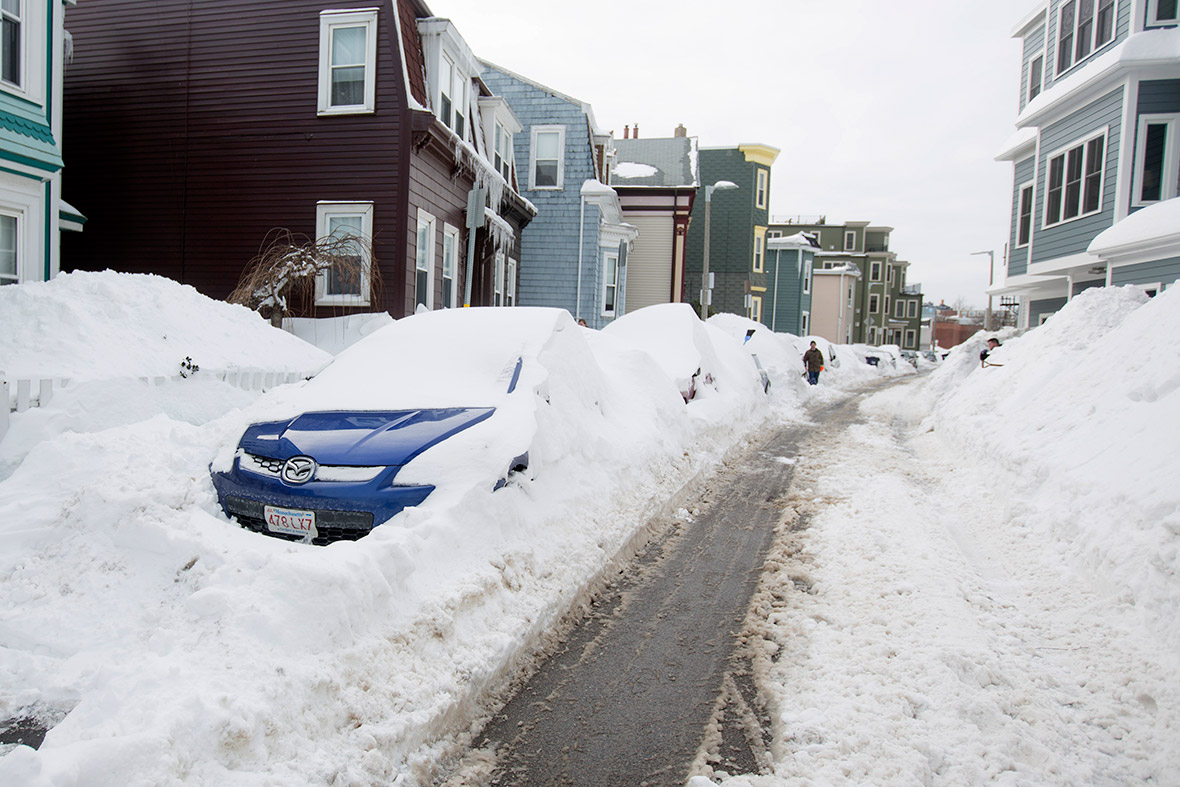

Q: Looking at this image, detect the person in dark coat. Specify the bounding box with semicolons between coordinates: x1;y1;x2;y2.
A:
803;341;825;385
980;337;1001;366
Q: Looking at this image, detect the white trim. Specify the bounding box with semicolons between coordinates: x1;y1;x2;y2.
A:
601;250;619;317
0;0;46;106
1016;179;1035;247
752;231;764;273
1149;0;1179;25
1131;113;1180;206
317;9;378;116
507;257;517;307
529;125;565;190
315;201;373;306
843;230;856;251
493;251;505;306
415;208;437;309
441;222;459;308
755;168;768;209
1042;127;1109;228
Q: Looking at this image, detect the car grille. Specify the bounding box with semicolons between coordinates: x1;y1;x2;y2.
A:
241;452;283;478
224;496;375;546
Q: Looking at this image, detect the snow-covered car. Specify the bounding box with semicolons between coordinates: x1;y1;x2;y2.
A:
210;308;569;545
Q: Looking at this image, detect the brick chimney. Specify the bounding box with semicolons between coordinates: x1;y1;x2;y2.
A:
674;124;687;137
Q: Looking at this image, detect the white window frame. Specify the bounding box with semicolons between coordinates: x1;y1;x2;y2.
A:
529;125;565;190
0;0;22;91
1132;114;1180;207
315;201;373;306
507;257;517;306
317;9;378;116
803;263;812;294
1043;129;1107;228
844;230;856;251
1149;0;1178;25
749;294;762;322
0;210;19;285
755;169;768;209
415;209;436;309
905;329;917;349
1016;181;1034;247
884;295;891;316
0;0;45;104
1028;54;1044;103
869;293;880;313
894;299;904;318
870;260;882;281
494;121;513;182
441;223;459;308
493;251;506;307
1057;0;1116;75
907;299;918;319
601;250;619;317
752;233;764;273
801;311;810;335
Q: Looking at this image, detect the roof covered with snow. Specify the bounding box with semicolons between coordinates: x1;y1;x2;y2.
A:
612;137;699;188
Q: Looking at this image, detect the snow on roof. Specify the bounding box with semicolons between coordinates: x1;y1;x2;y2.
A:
1088;197;1180;259
995;126;1038;162
614;162;658;179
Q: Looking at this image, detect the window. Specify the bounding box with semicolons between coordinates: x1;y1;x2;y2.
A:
601;251;619;316
884;295;891;316
0;213;16;285
888;266;895;286
1150;0;1178;24
507;257;517;306
1028;55;1043;103
869;293;880;313
803;263;812;294
318;10;377;115
844;230;856;251
494;252;506;307
1044;131;1105;226
755;169;768;209
438;54;467;137
415;209;436;309
1016;182;1034;246
905;329;916;349
494;122;513;182
908;300;918;319
441;223;459;308
1057;0;1114;74
749;294;762;322
1;0;20;87
768;230;782;238
752;233;764;273
1133;114;1180;205
894;299;904;318
530;125;564;189
316;202;373;305
870;261;882;281
801;312;810;334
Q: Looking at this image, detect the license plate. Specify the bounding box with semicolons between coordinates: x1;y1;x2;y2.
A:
264;505;317;539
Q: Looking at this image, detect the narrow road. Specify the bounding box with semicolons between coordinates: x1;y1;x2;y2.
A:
443;395;867;786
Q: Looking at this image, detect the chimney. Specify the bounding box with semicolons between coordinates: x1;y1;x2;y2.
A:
623;125;630;139
674;124;687;138
634;123;639;138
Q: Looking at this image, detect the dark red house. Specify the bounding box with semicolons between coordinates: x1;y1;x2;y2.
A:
61;0;533;317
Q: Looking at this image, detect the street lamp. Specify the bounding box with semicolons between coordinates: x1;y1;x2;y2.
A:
971;249;995;330
701;180;739;319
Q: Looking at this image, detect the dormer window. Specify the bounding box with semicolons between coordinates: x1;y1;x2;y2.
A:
1;0;21;87
494;121;512;181
318;10;378;115
439;54;467;137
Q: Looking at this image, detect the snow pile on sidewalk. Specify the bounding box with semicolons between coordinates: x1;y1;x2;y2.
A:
924;285;1180;651
0;270;332;379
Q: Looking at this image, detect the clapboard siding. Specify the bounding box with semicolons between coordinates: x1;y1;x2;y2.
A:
624;214;674;312
1008;156;1037;276
1111;257;1180;286
62;0;414;314
1020;23;1046;113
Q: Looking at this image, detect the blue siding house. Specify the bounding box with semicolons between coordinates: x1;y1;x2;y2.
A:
763;233;816;335
480;62;636;328
0;0;77;286
997;0;1180;325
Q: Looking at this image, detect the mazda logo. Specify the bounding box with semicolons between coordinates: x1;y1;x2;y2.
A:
281;456;317;484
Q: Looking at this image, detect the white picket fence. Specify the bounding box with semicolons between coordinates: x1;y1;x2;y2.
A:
0;369;314;445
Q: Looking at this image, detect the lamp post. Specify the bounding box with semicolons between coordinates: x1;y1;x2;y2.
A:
971;249;995;330
701;180;738;319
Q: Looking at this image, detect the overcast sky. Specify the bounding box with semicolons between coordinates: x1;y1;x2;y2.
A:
427;0;1038;309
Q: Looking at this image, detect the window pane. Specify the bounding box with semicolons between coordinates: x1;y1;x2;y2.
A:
1047;155;1064;222
331;26;365;66
1158;0;1178;21
536;132;559;160
326;215;363;296
331;66;365;106
1140;123;1168;202
535;161;558;187
1;0;18;15
1084;136;1104;213
1029;56;1043;101
1018;186;1033;245
1058;1;1076;72
1076;0;1094;60
1096;0;1114;44
2;17;18;85
1063;147;1083;219
0;214;16;282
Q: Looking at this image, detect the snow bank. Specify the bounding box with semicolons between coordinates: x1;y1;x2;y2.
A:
0;270;332;379
924;285;1180;651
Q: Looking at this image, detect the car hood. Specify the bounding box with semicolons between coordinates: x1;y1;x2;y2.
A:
238;408;496;467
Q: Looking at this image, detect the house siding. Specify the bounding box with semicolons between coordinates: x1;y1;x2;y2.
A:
62;0;411;313
1030;296;1068;323
1009;155;1037;276
1110;257;1180;287
1031;87;1123;266
624;214;674;312
685;148;759;316
1020;23;1046;113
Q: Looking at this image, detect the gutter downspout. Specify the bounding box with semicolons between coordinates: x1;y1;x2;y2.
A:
576;192;586;322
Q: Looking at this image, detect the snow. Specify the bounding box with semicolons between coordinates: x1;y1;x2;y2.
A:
1;273;1177;785
614;161;659;179
1088;196;1180;258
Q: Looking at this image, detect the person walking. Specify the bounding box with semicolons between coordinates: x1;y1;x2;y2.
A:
803;341;825;385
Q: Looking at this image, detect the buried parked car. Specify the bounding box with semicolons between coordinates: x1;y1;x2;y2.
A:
210;308;581;545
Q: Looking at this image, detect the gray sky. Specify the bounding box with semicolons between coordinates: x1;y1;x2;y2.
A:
427;0;1037;309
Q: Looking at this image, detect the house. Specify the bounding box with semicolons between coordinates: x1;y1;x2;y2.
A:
761;232;817;335
611;126;698;311
480;62;636;328
995;0;1180;326
684;144;780;321
60;0;533;318
768;218;924;348
810;263;861;344
0;0;77;287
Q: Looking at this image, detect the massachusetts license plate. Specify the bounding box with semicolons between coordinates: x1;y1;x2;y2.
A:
264;505;317;539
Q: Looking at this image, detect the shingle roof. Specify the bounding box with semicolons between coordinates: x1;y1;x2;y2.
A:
613;137;697;188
